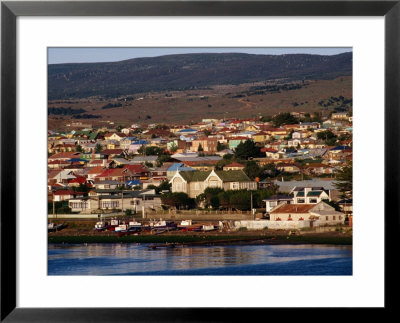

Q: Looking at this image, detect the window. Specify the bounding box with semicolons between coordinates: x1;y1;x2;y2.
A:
326;216;329;220
231;182;239;189
333;216;336;220
309;198;317;203
297;198;305;203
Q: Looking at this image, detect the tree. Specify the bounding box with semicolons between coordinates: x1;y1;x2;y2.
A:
197;144;204;152
234;140;261;160
75;144;83;153
169;142;178;153
272;113;298;127
95;143;103;153
196;187;224;208
161;192;195;209
334;164;352;199
217;142;227;152
244;161;262;180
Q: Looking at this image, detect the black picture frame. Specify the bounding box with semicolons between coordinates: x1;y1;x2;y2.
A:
1;0;399;321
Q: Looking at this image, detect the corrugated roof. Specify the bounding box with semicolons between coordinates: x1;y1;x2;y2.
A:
271;204;316;214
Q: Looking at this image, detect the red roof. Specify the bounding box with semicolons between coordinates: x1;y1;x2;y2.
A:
102;149;124;155
68;177;86;184
271;204;316;214
261;148;278;153
123;165;149;174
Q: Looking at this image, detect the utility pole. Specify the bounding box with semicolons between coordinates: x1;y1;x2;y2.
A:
52;189;56;219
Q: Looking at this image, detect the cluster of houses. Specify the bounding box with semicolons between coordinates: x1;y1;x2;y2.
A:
48;112;352;227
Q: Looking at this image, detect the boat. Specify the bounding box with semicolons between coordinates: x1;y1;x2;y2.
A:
177;219;202;232
148;219;177;231
114;223;142;236
128;221;142;230
48;222;67;232
107;219;120;231
201;224;218;232
114;224;128;233
94;221;107;231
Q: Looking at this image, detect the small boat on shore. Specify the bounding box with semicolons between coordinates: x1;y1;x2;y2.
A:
201;224;218;232
177;220;202;232
94;221;107;231
147;220;177;232
48;223;67;232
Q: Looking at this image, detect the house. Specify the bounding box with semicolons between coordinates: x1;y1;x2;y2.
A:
228;137;249;150
263;195;294;213
332;112;349;120
223;162;245;171
102;149;126;159
303;163;335;176
166;163;197;180
261;148;282;159
269;201;345;225
131;155;159;166
104;132;127;141
276;163;301;173
128;140;149;154
95;165;149;183
48;152;81;162
170;170;257;198
291;187;330;204
52;190;85;202
252;131;270;144
93;180;123;190
68;190;162;213
191;137;218;153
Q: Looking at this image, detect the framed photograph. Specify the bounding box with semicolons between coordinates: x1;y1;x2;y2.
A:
1;0;398;321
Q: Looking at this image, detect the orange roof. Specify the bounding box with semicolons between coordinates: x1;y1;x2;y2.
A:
88;166;106;174
271;204;316;214
224;162;245;168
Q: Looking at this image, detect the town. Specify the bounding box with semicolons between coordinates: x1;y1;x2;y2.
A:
48;110;352;234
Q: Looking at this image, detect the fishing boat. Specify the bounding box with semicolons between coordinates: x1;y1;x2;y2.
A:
128;221;142;230
107;219;120;231
114;224;128;233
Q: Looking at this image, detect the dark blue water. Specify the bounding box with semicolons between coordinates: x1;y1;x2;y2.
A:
48;243;352;276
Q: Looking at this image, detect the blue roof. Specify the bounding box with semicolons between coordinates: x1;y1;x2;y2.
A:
331;145;351;151
126;180;142;186
68;158;88;162
177;129;197;133
133;140;148;145
167;163;184;171
167;163;196;172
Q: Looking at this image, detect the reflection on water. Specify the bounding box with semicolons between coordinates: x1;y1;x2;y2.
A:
48;243;352;276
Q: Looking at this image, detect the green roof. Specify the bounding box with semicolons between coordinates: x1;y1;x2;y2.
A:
178;170;252;183
179;171;211;182
214;170;251;182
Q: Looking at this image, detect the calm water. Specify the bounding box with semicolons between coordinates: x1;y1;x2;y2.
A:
48;243;352;276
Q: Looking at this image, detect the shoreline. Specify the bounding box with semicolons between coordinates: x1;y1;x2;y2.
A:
48;233;352;246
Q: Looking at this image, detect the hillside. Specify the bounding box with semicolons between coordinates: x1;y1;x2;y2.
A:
48;76;352;129
48;52;352;100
